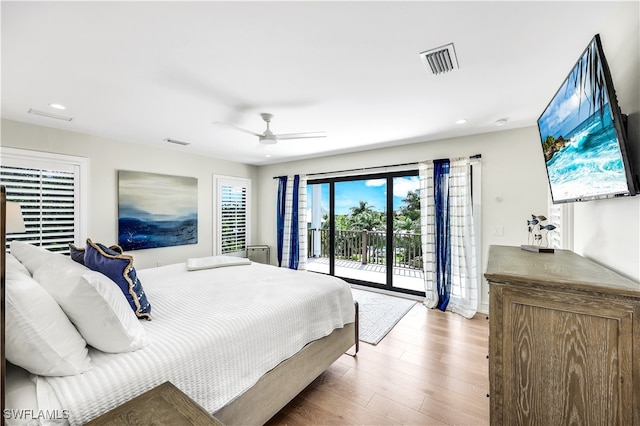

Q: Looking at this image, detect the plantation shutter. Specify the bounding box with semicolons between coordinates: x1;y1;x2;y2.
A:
547;190;573;250
214;176;251;256
1;148;86;254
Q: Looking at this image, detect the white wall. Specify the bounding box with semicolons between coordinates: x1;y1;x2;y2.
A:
256;126;550;312
0;119;259;269
572;6;640;281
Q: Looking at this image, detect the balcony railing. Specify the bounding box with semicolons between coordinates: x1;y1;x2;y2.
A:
307;228;423;270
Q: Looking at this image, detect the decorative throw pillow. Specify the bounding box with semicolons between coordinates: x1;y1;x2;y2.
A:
69;243;85;264
34;255;149;353
69;242;124;265
5;269;92;376
10;240;57;275
83;238;151;319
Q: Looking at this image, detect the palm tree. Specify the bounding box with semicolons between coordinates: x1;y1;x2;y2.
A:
398;191;420;224
350;201;373;216
570;36;608;119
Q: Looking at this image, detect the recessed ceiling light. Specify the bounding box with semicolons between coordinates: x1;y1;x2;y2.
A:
48;103;66;110
265;154;272;158
494;118;509;126
456;119;467;125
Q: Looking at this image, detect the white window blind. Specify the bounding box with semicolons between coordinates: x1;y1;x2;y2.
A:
214;176;251;256
547;190;573;250
1;148;87;254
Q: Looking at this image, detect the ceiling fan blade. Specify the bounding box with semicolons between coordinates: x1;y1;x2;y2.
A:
276;131;327;140
212;122;263;137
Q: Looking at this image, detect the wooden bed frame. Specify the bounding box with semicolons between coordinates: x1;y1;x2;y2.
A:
215;319;357;425
0;184;359;425
1;186;7;424
85;321;358;426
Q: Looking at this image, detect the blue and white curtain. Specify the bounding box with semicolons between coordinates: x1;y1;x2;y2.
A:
420;157;478;318
276;175;307;270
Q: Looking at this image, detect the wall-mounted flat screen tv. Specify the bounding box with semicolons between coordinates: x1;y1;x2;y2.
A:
537;34;637;203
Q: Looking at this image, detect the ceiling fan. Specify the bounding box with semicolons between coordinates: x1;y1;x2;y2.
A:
213;113;326;145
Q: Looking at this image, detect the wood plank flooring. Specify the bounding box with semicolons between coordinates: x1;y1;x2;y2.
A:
266;302;490;425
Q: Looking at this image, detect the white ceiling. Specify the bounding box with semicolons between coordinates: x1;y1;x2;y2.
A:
1;1;637;165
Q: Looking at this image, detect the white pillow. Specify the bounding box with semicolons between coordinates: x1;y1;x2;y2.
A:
34;255;148;353
5;271;92;376
5;363;40;426
10;240;57;275
5;253;30;276
186;255;252;271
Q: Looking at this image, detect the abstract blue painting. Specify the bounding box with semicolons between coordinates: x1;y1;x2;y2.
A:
118;171;198;250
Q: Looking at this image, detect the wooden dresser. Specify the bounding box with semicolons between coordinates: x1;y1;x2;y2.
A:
485;245;640;425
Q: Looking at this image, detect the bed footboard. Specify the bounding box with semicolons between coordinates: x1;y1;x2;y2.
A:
213;320;356;425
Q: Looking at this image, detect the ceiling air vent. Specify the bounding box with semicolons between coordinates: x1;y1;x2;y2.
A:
164;138;190;146
419;43;459;75
27;108;73;121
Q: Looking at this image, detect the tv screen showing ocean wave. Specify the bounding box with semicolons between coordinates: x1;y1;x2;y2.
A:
537;34;634;203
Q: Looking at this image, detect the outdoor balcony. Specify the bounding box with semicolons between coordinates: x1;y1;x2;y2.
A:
306;228;425;293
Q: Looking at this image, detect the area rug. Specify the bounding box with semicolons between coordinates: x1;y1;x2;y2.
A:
351;288;416;345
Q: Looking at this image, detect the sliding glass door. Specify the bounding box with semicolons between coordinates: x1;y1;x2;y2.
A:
307;171;424;296
334;178;388;285
391;176;423;292
307;182;329;274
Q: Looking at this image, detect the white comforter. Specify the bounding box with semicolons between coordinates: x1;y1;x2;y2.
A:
37;262;355;425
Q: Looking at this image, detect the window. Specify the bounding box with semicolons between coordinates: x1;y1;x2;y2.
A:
213;175;251;256
0;148;88;253
307;160;482;298
307;170;424;295
547;190;573;250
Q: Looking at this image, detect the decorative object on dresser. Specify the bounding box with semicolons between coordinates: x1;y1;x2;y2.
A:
485;245;640;425
521;214;555;253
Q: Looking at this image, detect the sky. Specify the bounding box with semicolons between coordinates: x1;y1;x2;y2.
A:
308;176;420;217
538;38;608;140
119;170;198;217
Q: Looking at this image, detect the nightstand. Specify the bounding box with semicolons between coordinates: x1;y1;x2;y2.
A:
246;245;270;264
85;381;224;425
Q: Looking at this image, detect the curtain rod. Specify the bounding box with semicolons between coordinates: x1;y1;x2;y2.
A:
272;154;481;179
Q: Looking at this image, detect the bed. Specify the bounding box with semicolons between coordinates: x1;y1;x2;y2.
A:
3;240;357;425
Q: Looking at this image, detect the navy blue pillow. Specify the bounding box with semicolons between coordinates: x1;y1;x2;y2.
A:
83;239;151;319
69;243;85;265
70;243;123;265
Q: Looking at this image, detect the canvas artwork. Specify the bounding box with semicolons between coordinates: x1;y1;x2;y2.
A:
118;171;198;250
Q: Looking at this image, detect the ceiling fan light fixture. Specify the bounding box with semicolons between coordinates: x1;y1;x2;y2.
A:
259;134;278;144
213;112;326;145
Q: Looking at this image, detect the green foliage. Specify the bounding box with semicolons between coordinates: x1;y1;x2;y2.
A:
312;193;423;268
393;190;421;233
321;193;422;233
564;37;606;119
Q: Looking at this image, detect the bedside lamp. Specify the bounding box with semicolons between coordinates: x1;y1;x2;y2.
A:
5;201;26;235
